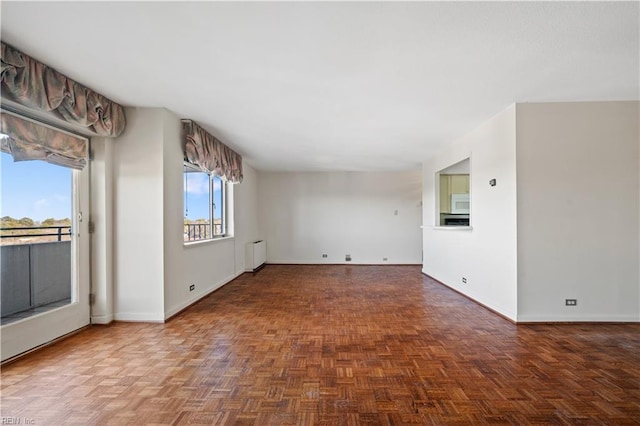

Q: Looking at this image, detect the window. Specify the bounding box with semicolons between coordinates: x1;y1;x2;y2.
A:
1;151;75;323
437;158;471;227
183;163;226;242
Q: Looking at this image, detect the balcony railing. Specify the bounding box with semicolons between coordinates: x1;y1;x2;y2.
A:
1;240;71;320
1;226;72;321
184;223;223;241
1;225;72;245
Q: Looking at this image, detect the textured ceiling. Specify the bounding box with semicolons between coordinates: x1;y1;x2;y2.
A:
1;2;638;171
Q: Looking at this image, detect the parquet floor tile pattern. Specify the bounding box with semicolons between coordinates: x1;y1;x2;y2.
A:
1;265;639;425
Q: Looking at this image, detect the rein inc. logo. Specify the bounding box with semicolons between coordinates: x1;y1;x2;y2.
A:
1;418;35;425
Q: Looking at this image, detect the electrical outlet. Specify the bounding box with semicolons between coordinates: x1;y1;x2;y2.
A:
462;277;467;284
189;284;195;292
322;254;328;258
345;254;352;262
565;299;577;306
383;257;388;261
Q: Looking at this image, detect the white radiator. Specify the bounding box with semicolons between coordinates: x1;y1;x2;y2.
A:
245;240;266;272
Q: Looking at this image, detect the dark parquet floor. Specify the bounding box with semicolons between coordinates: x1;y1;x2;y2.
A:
1;265;639;425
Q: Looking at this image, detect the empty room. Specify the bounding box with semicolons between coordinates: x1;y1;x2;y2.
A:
1;2;639;425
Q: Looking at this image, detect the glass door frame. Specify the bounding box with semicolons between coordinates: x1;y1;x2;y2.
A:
0;111;91;362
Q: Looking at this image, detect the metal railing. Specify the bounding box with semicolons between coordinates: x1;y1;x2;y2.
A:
0;226;72;243
1;241;71;318
184;223;223;241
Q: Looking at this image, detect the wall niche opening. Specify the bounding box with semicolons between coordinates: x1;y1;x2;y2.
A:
437;158;470;226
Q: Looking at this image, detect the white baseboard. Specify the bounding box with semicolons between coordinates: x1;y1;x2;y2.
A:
91;314;114;325
163;270;245;320
422;268;517;321
516;314;640;323
113;313;165;323
423;269;640;324
267;260;421;265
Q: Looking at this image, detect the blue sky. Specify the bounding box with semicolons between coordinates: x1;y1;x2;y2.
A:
1;153;72;222
1;153;223;223
183;171;223;221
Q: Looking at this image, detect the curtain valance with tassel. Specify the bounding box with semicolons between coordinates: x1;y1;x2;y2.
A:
182;119;243;183
1;42;125;137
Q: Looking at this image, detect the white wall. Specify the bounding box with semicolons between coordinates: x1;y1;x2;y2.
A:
516;101;640;322
112;108;166;321
422;105;518;320
104;107;260;322
90;137;114;324
422;101;640;323
258;171;422;264
233;165;260;272
162;110;260;319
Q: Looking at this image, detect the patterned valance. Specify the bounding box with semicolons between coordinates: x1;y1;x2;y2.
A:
0;111;87;169
182;120;243;183
1;42;125;137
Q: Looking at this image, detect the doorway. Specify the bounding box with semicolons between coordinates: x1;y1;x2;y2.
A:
0;111;90;362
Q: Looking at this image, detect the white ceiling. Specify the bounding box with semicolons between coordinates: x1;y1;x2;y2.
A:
1;2;638;172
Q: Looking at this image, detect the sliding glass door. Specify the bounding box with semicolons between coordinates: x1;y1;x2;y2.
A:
1;112;90;362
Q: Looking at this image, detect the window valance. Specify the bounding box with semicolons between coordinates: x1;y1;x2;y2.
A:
0;111;87;170
182;120;243;183
1;42;125;137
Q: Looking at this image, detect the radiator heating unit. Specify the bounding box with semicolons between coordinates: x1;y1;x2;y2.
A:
245;240;266;272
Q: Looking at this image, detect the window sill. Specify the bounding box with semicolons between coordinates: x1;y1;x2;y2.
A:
432;226;473;231
183;235;234;248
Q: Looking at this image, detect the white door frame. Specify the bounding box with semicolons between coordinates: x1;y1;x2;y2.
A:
0;118;91;362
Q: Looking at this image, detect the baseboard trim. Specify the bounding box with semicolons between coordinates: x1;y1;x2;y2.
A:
164;270;246;321
421;271;517;324
267;262;423;266
246;262;266;273
91;313;114;325
1;325;91;366
112;315;165;323
516;316;640;323
421;272;639;324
